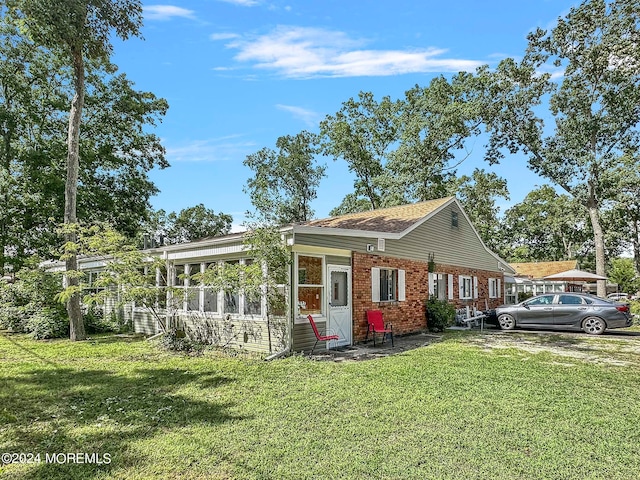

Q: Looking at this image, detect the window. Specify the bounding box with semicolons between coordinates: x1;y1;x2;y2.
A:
203;262;218;313
430;273;449;300
298;255;323;315
527;295;554;305
243;259;262;315
451;211;459;228
558;295;583;305
380;269;397;301
372;267;405;302
330;270;348;307
224;260;240;314
460;275;473;299
489;278;501;299
187;263;201;312
157;266;167;309
203;287;218;312
173;265;185;287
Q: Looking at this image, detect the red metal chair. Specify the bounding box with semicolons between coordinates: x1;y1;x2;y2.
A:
365;310;394;347
307;315;339;356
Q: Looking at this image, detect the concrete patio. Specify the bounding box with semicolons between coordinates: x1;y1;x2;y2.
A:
308;331;445;362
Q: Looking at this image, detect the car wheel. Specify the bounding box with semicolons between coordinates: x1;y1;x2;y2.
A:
498;313;516;331
582;316;606;335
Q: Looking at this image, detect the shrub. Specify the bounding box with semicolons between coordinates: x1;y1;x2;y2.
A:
157;330;204;354
26;308;69;339
425;297;455;332
0;267;68;338
84;307;131;334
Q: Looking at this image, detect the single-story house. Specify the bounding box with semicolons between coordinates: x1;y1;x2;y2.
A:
63;196;515;355
506;260;579;303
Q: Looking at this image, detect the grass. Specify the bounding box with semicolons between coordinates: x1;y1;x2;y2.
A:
1;331;640;479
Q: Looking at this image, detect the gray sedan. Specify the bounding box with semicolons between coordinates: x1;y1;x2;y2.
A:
495;293;632;335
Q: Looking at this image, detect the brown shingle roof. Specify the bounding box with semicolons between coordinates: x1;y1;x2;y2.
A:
509;260;578;279
303;197;454;234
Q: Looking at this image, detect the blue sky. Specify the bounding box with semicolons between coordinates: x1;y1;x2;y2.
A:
111;0;579;230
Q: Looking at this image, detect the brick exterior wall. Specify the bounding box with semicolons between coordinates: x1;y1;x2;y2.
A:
352;251;505;342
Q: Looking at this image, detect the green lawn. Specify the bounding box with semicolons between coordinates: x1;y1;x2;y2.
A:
1;331;640;479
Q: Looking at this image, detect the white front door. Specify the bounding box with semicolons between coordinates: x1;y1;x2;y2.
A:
328;265;352;347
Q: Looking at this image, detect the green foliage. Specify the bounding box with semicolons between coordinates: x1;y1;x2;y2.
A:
456;168;510;253
25;308;69;339
0;16;168;276
5;0;143;62
319;87;510;250
244;131;326;224
194;223;291;352
143;204;232;246
320;91;397;210
84;306;130;334
425;298;455;332
59;222;181;333
608;257;639;295
479;0;640;295
384;74;483;203
501;186;591;262
0;266;68;338
157;329;204;354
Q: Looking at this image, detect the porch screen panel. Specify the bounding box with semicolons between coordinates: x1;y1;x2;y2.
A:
244;259;262;315
224;260;239;314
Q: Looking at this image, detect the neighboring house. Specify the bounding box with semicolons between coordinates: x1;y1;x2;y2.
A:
506;260;578;303
57;196;514;354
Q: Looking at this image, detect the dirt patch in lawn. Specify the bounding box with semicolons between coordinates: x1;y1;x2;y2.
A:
466;330;640;366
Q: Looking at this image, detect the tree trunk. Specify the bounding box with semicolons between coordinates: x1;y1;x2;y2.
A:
586;196;607;298
65;47;86;341
633;220;640;276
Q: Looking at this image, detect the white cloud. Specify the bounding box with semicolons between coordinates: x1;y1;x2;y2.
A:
144;5;196;21
221;26;483;78
276;104;321;127
165;136;256;162
210;32;240;41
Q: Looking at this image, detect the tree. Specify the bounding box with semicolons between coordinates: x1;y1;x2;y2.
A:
456;169;509;253
5;0;145;339
384;74;484;204
500;186;591;262
166;204;232;244
0;23;167;277
480;0;640;297
244;131;325;224
59;223;179;334
610;155;640;274
0;19;64;276
319;92;399;211
608;257;639;294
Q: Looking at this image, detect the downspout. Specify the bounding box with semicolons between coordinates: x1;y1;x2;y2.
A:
265;235;295;361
